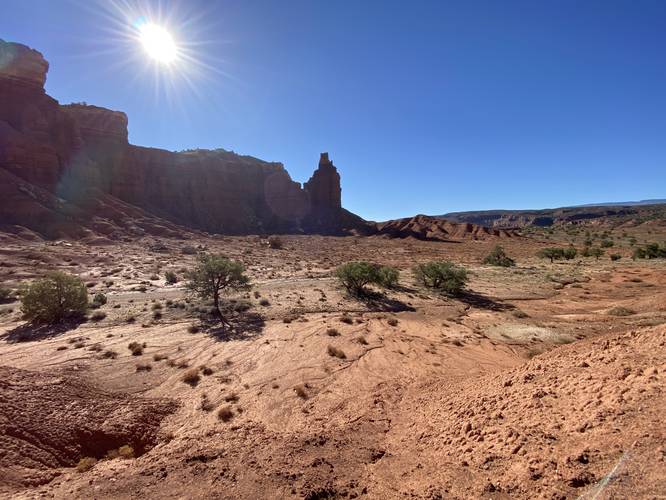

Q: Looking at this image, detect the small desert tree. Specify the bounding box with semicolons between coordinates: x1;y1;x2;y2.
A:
562;246;578;260
335;261;380;295
21;271;88;323
483;245;515;267
589;247;605;260
376;265;400;288
413;261;468;295
537;247;565;263
186;254;250;326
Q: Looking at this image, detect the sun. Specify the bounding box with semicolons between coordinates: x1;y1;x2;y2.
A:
138;23;177;63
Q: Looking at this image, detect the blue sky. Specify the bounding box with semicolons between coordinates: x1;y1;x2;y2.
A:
2;0;665;220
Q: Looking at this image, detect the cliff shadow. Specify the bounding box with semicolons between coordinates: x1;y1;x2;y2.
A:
199;311;265;342
2;318;86;343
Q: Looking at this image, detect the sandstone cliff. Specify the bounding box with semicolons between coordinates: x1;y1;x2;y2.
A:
0;40;516;242
0;40;351;238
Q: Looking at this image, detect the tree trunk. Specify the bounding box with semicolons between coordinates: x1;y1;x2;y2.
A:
213;291;230;327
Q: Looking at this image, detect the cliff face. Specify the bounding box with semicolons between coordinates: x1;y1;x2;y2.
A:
0;40;351;237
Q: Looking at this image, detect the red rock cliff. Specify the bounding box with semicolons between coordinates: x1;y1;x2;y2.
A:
0;40;358;236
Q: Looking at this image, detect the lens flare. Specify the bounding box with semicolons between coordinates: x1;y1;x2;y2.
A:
139;23;177;63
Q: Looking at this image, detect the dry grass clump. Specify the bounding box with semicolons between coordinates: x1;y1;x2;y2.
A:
340;314;354;324
294;384;308;399
76;457;97;472
217;406;234;422
200;394;215;412
106;445;134;459
326;327;340;336
89;311;107;322
182;368;200;386
608;306;636;316
128;342;144;356
102;349;118;359
223;392;239;403
327;345;346;359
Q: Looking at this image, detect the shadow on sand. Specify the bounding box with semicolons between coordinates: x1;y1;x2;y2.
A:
457;290;513;312
2;318;87;343
199;311;266;342
357;290;416;312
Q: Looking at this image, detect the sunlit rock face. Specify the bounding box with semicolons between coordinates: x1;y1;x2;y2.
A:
0;40;362;237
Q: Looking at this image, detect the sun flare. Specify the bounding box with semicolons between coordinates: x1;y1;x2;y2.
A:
138;23;177;63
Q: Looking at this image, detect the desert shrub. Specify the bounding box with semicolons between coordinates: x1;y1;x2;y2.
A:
335;261;394;295
482;245;515;267
326;327;340;336
128;342;144;356
600;239;614;248
589;247;605;260
632;243;666;260
610;253;622;261
186;254;250;326
0;286;14;303
339;314;354;324
89;311;107;322
217;406;234;422
412;261;468;295
165;271;178;284
91;292;107;308
294;384;308;399
327;345;346;359
76;457;97;472
562;246;578;260
21;271;88;323
136;363;152;372
187;324;200;334
259;298;270;306
376;265;400;288
267;235;284;249
182;368;200;386
608;306;635;316
536;247;565;263
387;317;399;326
181;245;197;255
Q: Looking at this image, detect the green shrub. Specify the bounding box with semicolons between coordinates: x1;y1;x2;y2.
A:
413;261;468;295
165;271;178;284
267;236;284;249
562;246;578;260
186;254;250;326
600;239;614;248
632;243;666;260
482;245;515;267
376;265;400;288
21;272;88;323
589;247;605;260
335;261;380;295
91;292;107;308
0;286;14;303
536;247;565;263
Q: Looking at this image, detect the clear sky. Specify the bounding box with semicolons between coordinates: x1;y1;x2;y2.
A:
2;0;665;221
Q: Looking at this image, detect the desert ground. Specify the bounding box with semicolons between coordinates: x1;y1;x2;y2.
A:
1;232;665;499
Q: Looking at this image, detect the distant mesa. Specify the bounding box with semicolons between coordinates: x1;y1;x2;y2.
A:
0;39;510;242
